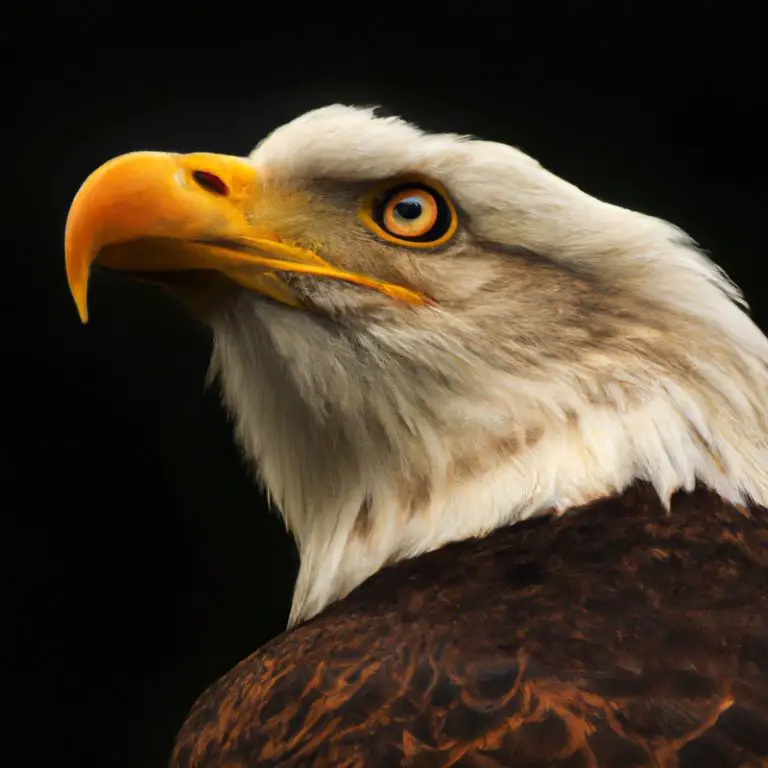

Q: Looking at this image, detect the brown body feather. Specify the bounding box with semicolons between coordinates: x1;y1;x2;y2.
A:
171;483;768;767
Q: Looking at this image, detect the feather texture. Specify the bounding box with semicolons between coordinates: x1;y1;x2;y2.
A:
208;106;768;624
171;483;768;767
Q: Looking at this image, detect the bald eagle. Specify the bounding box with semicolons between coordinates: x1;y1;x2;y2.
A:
65;106;768;767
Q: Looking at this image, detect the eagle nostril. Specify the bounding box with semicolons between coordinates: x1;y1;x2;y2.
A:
191;170;229;196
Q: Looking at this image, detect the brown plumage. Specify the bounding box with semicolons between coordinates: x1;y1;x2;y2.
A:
171;483;768;767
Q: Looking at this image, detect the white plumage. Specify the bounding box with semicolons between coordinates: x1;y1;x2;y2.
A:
197;106;768;625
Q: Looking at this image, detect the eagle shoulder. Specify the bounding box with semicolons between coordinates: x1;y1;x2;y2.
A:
171;484;768;767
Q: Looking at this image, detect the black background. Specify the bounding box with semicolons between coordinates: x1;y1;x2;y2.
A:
5;7;766;767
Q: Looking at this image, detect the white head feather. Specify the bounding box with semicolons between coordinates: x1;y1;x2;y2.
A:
204;105;768;625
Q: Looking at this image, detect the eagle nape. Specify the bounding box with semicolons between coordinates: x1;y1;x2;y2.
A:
64;105;768;767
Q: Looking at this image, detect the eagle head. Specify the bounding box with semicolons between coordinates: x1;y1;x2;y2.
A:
65;105;768;624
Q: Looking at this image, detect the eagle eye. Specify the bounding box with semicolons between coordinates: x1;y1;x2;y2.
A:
360;180;458;247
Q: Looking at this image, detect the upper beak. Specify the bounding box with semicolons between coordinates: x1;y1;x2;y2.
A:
65;151;427;323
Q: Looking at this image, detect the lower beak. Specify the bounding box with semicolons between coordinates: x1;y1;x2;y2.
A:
64;151;427;323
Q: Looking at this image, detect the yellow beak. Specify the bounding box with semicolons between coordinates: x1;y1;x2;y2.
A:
65;151;427;323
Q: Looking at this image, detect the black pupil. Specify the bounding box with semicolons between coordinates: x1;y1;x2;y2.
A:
395;199;422;220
